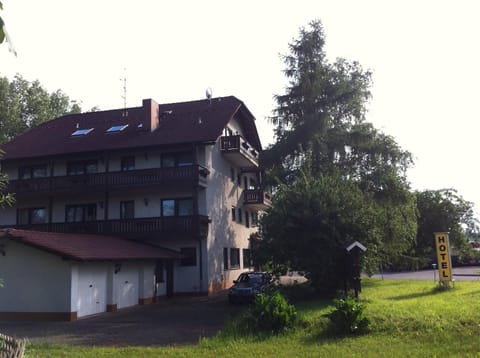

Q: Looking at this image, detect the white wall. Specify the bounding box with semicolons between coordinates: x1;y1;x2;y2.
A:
0;241;72;313
204;120;259;292
0;207;17;226
163;241;204;293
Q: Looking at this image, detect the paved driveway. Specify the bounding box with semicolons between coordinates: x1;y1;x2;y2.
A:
3;269;478;347
0;294;240;347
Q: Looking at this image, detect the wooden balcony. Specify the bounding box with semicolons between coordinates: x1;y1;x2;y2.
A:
243;189;272;211
9;215;210;241
6;165;209;197
220;135;259;167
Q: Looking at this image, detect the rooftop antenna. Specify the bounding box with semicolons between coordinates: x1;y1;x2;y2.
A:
206;87;212;105
121;68;127;117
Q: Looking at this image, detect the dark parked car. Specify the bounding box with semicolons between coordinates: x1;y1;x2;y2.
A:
228;271;273;304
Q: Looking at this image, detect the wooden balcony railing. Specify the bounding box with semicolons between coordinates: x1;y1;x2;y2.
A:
6;165;209;196
8;215;210;240
220;135;259;167
243;189;272;210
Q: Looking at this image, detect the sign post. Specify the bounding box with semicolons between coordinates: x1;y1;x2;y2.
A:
434;232;452;288
346;241;367;298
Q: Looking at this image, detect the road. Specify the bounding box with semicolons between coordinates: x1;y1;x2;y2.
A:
372;266;480;281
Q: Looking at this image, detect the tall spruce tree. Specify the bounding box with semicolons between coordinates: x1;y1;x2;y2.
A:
258;20;417;294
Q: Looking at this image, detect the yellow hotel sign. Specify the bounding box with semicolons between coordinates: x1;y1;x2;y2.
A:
434;232;452;282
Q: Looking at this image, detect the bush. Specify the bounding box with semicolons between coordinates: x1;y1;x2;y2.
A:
242;291;297;334
327;296;370;334
277;282;318;303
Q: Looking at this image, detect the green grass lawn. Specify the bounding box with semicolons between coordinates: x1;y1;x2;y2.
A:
25;278;480;357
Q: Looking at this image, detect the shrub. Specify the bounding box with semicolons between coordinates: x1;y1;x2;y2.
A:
242;291;297;334
327;296;370;334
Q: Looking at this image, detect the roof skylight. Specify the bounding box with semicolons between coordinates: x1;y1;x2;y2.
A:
106;124;129;133
71;128;94;136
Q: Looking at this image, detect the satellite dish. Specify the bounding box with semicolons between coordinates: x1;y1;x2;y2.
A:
206;87;212;99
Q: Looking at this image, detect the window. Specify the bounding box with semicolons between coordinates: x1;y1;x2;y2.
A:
120;201;134;219
161;154;175;168
66;204;97;222
251;212;259;227
17;207;46;225
67;160;97;175
230;248;240;269
243;249;252;268
249;178;257;190
231;207;236;222
230;167;235;181
161;199;175;216
155;260;164;283
177;152;193;167
178;198;193;216
106;124;128;133
245;211;250;228
161;152;193;168
71;128;94;136
237;208;242;224
161;198;193;216
121;156;135;171
180;247;197;266
223;248;229;270
244;177;248;190
237;173;241;186
19;165;47;179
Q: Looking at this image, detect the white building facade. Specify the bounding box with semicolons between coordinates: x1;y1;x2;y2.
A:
0;96;270;318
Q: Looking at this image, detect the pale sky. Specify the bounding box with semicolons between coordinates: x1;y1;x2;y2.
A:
2;0;480;216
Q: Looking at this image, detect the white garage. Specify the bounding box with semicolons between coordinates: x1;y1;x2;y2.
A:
0;228;183;320
75;264;108;317
113;263;140;309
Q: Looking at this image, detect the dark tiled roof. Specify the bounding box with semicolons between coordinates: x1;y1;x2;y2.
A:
0;96;262;161
1;228;184;261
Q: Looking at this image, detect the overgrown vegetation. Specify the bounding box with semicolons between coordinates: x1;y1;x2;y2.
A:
25;279;480;357
237;291;297;334
326;295;370;335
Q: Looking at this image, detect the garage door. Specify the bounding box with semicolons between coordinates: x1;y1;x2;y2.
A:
115;264;139;309
77;264;107;318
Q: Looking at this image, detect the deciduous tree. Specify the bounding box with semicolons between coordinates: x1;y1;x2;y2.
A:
0;151;13;207
0;1;16;55
0;74;81;144
414;189;476;262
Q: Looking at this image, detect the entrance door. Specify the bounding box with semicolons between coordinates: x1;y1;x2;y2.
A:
116;264;139;309
77;264;107;317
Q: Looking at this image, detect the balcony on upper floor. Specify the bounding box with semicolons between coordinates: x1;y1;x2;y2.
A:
6;165;209;198
7;215;210;241
220;135;259;168
243;189;272;211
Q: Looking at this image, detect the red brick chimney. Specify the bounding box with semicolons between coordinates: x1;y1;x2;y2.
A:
143;98;160;132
